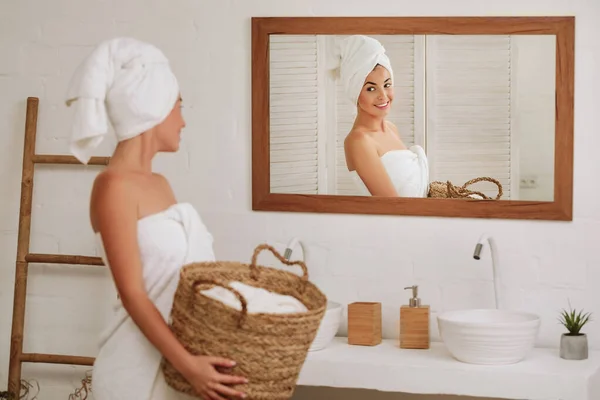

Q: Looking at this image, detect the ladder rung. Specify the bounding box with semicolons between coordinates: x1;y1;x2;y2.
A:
25;253;104;266
21;352;95;366
33;154;110;165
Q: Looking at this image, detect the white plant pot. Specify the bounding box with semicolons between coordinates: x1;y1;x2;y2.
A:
560;333;588;360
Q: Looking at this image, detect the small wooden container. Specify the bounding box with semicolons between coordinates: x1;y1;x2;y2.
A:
347;302;382;346
399;285;430;349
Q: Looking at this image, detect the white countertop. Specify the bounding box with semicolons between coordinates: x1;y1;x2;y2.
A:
298;337;600;400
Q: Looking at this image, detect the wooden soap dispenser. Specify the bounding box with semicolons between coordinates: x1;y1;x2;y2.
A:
399;285;430;349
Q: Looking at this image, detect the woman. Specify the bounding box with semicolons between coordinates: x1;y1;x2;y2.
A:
333;35;429;197
66;37;247;400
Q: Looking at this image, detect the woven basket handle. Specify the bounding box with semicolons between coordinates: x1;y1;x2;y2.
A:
446;181;488;200
193;279;248;328
462;177;504;200
250;244;309;284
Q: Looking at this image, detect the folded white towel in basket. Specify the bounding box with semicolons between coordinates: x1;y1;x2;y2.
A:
201;281;308;314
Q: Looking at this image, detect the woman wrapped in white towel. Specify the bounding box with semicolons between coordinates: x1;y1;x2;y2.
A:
330;35;430;198
66;37;248;400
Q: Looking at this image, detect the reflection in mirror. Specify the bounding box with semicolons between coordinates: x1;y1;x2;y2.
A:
269;34;556;201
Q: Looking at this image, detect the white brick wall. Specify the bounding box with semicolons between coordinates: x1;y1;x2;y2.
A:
1;0;598;399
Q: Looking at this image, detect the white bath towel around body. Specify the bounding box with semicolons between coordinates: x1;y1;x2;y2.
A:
351;145;430;198
93;203;215;400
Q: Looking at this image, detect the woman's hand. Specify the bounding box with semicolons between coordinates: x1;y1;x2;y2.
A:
182;354;248;399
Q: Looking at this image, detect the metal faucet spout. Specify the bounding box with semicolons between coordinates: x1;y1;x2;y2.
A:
473;243;483;260
473;233;501;309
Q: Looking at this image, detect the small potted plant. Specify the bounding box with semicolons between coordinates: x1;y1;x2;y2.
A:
558;303;592;360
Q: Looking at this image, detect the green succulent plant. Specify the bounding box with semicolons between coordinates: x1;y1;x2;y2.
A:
558;303;592;336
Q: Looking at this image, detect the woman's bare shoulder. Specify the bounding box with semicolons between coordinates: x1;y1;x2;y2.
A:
92;169;137;198
344;128;379;171
345;127;372;146
90;169;139;232
345;128;377;153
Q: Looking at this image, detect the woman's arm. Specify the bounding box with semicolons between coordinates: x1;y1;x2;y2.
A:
345;134;398;197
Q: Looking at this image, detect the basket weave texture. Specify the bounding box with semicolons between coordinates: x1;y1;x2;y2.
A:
428;177;503;200
162;244;327;400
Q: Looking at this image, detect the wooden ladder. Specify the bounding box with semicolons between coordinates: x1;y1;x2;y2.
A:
7;97;109;397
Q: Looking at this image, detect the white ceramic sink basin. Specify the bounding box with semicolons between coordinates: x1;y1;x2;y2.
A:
437;309;541;365
309;301;342;351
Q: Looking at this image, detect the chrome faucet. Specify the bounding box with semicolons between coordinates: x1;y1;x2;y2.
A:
284;237;301;260
473;233;501;309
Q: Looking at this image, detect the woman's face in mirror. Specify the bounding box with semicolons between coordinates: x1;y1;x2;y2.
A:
357;65;394;116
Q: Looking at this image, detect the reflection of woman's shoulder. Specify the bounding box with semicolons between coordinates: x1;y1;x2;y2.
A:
344;128;372;149
344;129;378;159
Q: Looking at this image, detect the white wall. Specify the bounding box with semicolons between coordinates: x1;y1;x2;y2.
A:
0;0;598;399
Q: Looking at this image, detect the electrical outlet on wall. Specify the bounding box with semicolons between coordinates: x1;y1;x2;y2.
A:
519;175;538;189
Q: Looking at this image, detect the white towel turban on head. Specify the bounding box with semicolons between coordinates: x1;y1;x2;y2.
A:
65;37;180;164
329;35;394;107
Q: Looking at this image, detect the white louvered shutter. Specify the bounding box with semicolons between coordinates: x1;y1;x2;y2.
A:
331;35;422;196
269;35;321;194
425;35;514;200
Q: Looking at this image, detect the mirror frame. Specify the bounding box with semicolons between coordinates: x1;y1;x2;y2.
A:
251;16;575;221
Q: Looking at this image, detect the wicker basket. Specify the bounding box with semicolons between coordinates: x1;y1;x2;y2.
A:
428;177;503;200
162;244;327;400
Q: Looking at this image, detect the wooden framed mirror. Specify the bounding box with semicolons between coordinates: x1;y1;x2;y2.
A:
251;17;574;220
